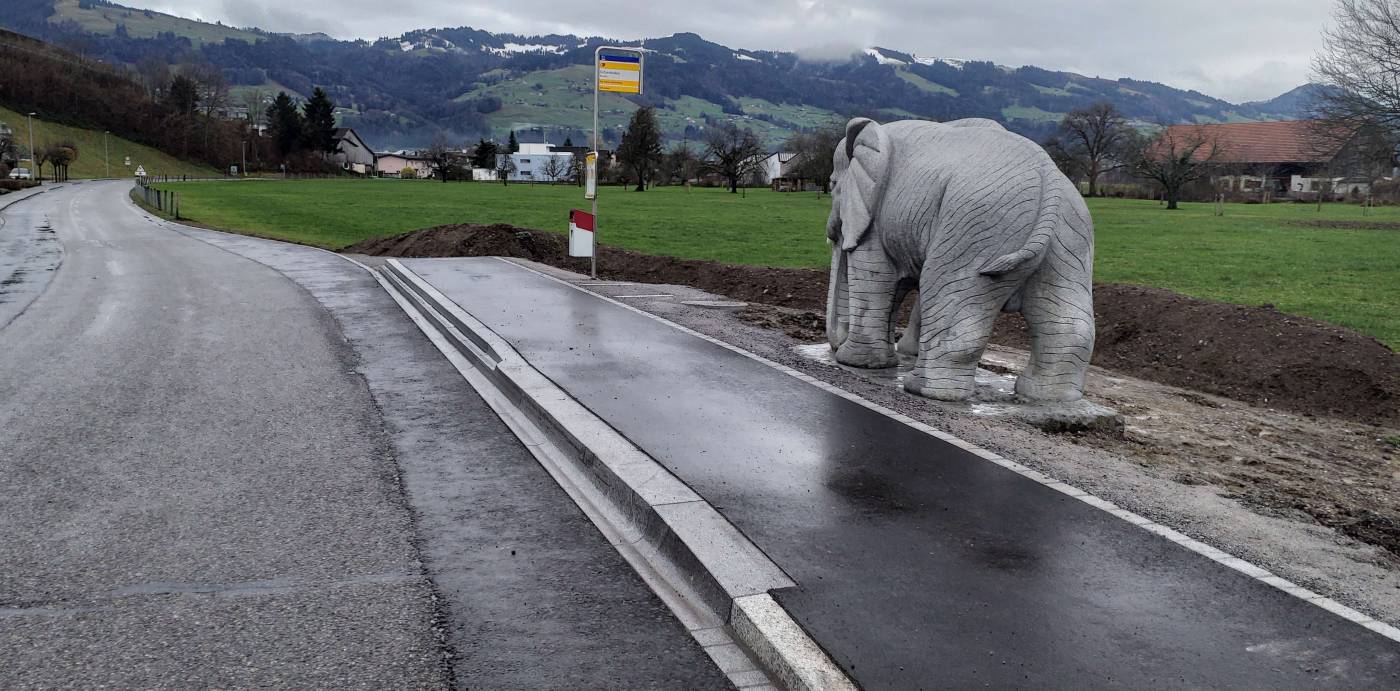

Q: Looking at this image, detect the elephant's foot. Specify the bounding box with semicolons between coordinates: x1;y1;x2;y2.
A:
835;341;898;369
904;366;975;401
1014;373;1085;403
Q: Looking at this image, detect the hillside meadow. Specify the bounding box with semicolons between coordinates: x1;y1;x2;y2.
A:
1;105;216;180
148;178;1400;348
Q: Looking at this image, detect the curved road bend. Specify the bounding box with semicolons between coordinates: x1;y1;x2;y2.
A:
0;181;728;688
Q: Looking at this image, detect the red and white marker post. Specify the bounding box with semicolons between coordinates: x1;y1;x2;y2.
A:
568;209;595;259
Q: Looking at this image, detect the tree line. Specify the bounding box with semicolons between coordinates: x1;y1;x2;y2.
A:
0;29;351;177
613;107;836;194
0;29;252;173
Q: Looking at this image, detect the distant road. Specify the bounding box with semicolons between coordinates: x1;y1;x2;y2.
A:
0;181;725;688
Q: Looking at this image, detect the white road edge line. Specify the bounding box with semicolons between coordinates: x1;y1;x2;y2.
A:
500;256;1400;644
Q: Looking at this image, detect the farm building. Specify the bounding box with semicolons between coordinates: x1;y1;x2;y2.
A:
1158;120;1396;200
331;128;377;175
375;151;432;178
754;152;811;191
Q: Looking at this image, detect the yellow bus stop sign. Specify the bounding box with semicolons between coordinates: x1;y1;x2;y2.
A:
597;51;643;94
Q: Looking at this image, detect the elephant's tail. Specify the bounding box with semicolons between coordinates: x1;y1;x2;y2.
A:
979;167;1062;276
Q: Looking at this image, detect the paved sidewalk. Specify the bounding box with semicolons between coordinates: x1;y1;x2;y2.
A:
405;256;1400;690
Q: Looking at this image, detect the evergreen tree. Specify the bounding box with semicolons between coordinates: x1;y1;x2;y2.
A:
617;107;663;192
507;130;519;153
265;91;303;158
469;138;499;169
563;136;574;147
165;75;199;115
301;87;338;155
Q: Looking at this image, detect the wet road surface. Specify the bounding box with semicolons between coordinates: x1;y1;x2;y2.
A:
0;182;728;688
0;186;61;330
406;256;1400;690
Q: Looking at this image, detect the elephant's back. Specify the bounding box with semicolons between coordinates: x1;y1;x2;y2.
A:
888;120;1053;171
882;122;1066;271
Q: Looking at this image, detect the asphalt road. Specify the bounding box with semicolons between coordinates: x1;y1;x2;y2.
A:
0;182;727;689
406;256;1400;690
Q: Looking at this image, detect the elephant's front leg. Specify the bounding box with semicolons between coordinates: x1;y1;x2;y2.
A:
833;246;900;369
904;268;1009;401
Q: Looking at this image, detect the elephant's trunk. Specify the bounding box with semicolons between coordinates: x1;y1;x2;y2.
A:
826;244;850;350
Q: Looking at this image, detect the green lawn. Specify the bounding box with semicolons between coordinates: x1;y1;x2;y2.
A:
1;105;218;180
149;179;1400;348
155;179;837;266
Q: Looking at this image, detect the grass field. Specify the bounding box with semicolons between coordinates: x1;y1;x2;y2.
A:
149;178;1400;348
1;106;218;180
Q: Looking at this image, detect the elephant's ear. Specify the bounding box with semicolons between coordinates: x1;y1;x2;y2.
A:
839;118;891;251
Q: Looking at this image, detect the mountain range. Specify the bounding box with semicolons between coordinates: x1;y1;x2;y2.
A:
0;0;1321;150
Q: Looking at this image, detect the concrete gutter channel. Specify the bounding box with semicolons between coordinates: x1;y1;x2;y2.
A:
379;258;854;691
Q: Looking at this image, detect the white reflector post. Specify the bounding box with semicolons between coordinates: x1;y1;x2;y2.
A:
569;209;595;258
585;152;598;200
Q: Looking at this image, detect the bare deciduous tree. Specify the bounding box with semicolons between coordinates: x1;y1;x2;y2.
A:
1043;102;1133;197
1130;125;1218;210
704;122;764;193
494;153;517;185
424;135;457;183
188;63;229;154
1313;0;1400;130
539;155;569;184
785;126;843;194
243;89;267;130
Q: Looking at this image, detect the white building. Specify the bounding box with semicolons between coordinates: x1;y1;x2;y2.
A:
499;142;575;182
375;151;432;178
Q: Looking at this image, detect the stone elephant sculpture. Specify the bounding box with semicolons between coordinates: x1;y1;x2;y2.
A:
825;117;1095;402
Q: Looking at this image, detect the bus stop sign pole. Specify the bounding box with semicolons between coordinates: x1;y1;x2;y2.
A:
591;45;645;279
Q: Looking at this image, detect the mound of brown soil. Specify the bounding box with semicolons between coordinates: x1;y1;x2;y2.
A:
348;223;1400;427
1291;220;1400;231
993;286;1400;425
348;223;829;308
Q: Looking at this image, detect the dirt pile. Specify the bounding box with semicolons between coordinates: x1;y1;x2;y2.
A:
1291;219;1400;231
994;285;1400;426
348;223;829;308
348;223;1400;427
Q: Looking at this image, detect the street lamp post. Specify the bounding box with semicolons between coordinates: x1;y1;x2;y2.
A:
241;141;247;177
26;112;35;181
104;131;110;178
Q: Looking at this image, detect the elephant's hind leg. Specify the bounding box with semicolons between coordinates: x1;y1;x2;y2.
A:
904;274;1008;401
1016;262;1094;402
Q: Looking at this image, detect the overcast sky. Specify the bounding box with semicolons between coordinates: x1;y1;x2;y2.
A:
123;0;1334;103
